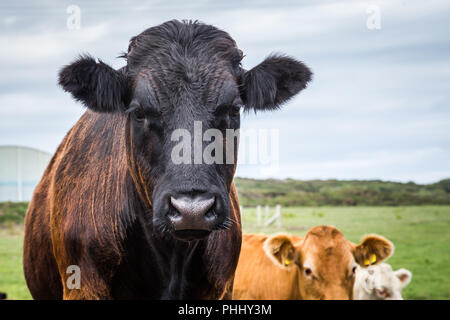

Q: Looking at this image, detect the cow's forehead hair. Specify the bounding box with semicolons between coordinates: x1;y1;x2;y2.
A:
301;247;354;270
370;264;398;285
305;225;343;240
302;226;349;252
300;226;355;272
125;20;243;83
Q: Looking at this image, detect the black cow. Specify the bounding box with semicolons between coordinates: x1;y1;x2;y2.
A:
23;20;312;299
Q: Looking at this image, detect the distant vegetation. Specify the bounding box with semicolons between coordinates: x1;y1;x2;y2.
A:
234;178;450;207
0;179;449;227
0;202;28;226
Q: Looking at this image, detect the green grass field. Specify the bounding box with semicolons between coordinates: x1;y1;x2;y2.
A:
0;206;449;299
0;225;31;299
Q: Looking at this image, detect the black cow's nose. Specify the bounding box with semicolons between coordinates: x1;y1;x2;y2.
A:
169;193;216;232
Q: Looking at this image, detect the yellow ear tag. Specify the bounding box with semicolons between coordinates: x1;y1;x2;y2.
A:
364;259;370;266
284;259;291;266
371;254;377;264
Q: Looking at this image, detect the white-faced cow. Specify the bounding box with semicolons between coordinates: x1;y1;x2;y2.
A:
354;263;412;300
233;226;394;300
22;20;312;299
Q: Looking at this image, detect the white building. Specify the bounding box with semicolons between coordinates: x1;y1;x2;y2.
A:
0;145;51;202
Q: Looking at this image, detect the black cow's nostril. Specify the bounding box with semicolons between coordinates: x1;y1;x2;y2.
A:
168;193;216;233
170;196;215;217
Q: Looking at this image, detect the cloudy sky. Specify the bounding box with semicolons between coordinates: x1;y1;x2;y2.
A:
1;0;449;183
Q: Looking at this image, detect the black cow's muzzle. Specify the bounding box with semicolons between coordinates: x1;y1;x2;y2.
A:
168;192;217;241
153;184;229;241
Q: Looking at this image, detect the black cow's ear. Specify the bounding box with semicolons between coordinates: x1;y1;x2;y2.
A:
240;54;312;111
58;55;130;113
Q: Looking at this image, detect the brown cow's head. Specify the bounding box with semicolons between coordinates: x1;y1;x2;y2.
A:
58;20;312;241
263;226;394;300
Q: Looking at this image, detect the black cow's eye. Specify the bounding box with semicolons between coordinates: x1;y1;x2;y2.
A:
215;104;241;117
230;104;242;117
127;101;146;123
134;108;146;122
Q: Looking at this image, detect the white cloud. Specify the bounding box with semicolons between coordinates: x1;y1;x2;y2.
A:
237;147;450;183
0;0;449;184
0;23;110;64
3;16;17;26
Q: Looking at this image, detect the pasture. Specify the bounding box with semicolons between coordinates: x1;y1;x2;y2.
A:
0;205;449;300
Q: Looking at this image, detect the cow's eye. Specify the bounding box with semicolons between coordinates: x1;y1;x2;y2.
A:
352;266;357;274
126;100;145;122
134;108;146;122
230;104;242;117
127;101;146;122
304;268;313;278
215;103;242;118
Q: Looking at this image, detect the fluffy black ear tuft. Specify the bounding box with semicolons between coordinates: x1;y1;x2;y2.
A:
241;54;312;111
58;55;129;113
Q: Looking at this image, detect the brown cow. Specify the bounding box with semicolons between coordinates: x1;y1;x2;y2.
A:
23;20;312;299
233;226;393;300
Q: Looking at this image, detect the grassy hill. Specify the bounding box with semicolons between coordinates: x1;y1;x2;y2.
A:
234;178;450;207
0;178;449;227
0;202;28;226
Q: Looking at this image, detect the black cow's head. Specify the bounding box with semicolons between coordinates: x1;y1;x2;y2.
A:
59;20;312;241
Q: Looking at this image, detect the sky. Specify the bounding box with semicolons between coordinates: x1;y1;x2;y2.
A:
0;0;449;184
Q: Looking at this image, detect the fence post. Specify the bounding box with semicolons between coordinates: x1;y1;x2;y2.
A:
264;204;282;227
16;146;23;202
264;205;270;221
275;204;282;227
256;205;261;226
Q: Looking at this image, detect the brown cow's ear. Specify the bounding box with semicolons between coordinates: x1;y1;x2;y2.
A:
59;55;130;113
240;54;312;112
263;234;297;269
353;235;394;267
